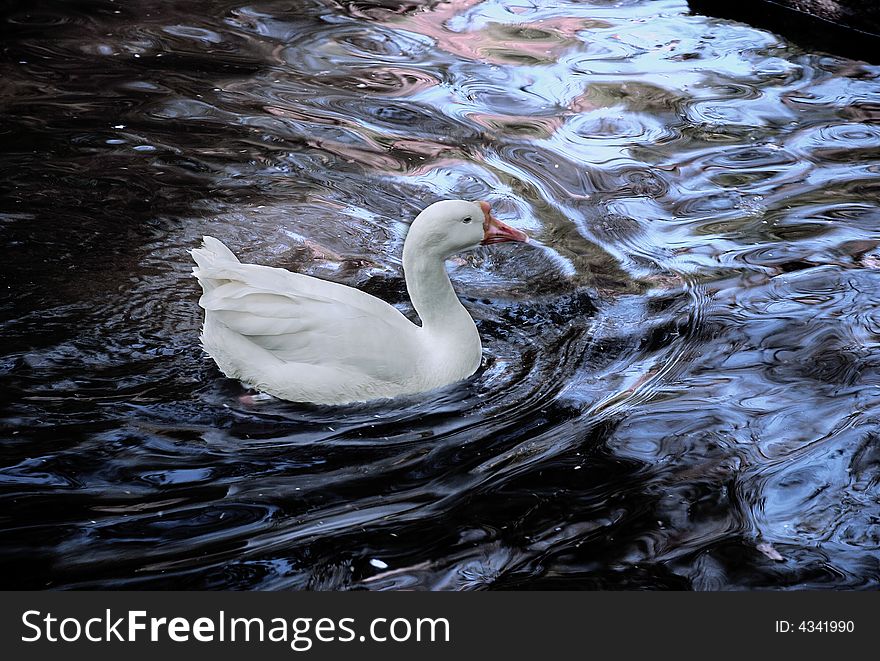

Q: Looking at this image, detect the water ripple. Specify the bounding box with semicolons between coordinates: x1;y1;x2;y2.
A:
1;0;879;590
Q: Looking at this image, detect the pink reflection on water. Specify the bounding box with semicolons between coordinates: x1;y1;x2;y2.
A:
467;111;564;137
390;138;455;159
353;67;442;96
381;0;589;65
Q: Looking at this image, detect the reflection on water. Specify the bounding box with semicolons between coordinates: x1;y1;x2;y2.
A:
1;0;879;589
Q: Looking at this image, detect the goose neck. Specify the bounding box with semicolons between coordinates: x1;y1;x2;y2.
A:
402;248;468;331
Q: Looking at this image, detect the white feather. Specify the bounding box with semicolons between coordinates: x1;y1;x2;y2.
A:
192;200;526;404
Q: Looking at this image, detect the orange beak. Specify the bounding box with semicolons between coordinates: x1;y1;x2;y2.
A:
479;201;529;245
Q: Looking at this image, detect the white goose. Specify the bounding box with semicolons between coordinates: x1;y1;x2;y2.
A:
191;200;529;405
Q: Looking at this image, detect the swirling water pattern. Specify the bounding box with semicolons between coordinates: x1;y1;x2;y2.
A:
1;0;879;589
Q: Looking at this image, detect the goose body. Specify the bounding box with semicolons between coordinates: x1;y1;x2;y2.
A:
191;200;528;405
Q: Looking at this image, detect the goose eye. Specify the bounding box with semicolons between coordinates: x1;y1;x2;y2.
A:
462;216;473;224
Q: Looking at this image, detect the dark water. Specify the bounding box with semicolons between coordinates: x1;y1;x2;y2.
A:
2;0;879;590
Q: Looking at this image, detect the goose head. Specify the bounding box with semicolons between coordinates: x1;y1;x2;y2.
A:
406;199;528;258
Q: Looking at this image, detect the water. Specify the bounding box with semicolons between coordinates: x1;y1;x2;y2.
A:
1;0;879;590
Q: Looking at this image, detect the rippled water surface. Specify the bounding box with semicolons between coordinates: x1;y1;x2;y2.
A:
2;0;880;589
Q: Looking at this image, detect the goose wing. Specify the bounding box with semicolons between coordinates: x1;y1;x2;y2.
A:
192;237;421;381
